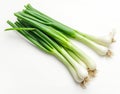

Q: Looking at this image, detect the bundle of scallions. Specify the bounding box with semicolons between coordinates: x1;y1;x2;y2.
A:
6;4;115;87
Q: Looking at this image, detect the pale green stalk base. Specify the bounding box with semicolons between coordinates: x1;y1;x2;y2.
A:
77;31;115;47
53;49;83;83
74;33;110;56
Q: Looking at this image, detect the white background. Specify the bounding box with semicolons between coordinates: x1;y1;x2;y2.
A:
0;0;120;94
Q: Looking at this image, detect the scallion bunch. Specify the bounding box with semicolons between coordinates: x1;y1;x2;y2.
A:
6;4;115;87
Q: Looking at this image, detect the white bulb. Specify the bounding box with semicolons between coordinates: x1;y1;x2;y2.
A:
69;66;83;83
73;62;88;80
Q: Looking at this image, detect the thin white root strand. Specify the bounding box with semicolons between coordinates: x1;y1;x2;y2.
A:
110;29;116;43
112;38;115;43
106;50;112;57
88;69;97;78
80;77;90;88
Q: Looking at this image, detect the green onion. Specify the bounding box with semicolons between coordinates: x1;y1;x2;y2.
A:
23;4;113;56
6;4;115;87
7;20;90;87
13;12;97;72
77;31;115;47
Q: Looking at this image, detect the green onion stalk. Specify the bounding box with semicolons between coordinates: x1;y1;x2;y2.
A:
77;31;115;47
22;4;114;56
6;21;91;87
18;19;96;75
12;12;97;74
